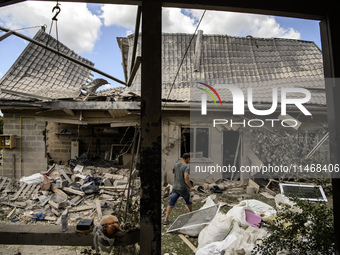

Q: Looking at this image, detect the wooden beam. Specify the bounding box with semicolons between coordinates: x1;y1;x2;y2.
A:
0;0;326;19
178;234;196;252
108;109;129;119
140;0;162;254
95;199;102;220
130;6;142;74
42;101;139;110
127;56;142;87
63;109;75;116
0;224;140;246
320;3;340;253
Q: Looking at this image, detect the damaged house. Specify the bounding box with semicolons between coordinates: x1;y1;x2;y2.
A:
0;28;140;178
118;31;329;182
0;28;329;183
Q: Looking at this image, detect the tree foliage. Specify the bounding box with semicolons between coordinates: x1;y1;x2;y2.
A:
252;198;334;255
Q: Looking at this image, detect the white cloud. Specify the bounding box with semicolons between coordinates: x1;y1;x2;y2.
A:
0;72;3;79
162;8;197;33
189;10;300;39
0;1;102;53
100;5;137;29
99;6;300;40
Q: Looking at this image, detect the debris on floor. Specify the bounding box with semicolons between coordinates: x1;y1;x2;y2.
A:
162;177;331;255
0;164;140;232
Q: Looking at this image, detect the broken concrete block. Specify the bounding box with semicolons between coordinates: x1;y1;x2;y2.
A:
56;179;68;189
114;179;128;186
217;184;226;191
103;178;113;186
246;186;255;195
13;201;27;207
38;195;51;206
104;173;125;181
100;194;112;200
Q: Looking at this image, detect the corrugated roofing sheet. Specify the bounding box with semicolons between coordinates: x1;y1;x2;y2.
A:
0;29;94;101
119;33;325;105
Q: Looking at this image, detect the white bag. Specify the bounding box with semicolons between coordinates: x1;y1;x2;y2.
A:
19;173;43;184
197;212;233;249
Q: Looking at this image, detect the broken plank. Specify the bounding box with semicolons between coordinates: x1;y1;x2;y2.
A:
11;183;27;200
25;184;38;197
68;205;95;213
57;168;73;184
44;216;57;221
100;189;118;196
248;179;260;194
33;185;41;195
51;185;68;200
48;200;60;210
178;234;196;252
99;185;126;190
0;177;8;190
95;199;102;219
70;195;82;206
20;184;33;198
51;208;60;217
260;192;275;199
103;173;126;180
62;187;85;197
7;207;16;219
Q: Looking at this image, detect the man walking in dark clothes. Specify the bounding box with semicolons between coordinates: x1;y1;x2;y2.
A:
164;153;195;225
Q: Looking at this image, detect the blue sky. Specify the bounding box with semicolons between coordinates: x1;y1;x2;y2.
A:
0;2;322;89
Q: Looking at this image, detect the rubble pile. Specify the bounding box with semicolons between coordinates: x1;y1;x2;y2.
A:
0;164;140;228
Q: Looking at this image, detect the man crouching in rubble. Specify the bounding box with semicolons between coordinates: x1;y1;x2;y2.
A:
164;153;195;225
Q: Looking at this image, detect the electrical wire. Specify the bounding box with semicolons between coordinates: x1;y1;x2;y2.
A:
162;10;206;112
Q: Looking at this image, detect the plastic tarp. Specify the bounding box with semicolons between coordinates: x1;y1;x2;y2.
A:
196;199;277;255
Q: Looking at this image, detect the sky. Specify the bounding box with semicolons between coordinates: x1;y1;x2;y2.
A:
0;1;322;89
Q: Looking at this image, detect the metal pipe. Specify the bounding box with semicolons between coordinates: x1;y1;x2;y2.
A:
0;26;126;86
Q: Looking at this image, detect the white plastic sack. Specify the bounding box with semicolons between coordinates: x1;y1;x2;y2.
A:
238;199;276;220
195;233;237;255
178;196;217;237
275;194;302;213
197;212;233;249
224;226;268;255
226;206;255;227
19;173;43;184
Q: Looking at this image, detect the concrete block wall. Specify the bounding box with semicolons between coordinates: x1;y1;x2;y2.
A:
46;122;133;164
2;110;47;178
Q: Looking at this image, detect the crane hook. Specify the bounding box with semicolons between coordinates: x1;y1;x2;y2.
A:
52;4;61;21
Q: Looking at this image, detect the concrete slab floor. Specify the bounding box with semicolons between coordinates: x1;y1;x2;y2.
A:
0;245;93;255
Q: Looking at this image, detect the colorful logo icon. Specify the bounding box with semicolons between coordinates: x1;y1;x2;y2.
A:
197;82;223;106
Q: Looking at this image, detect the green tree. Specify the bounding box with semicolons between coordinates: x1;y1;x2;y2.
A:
252;198;334;255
